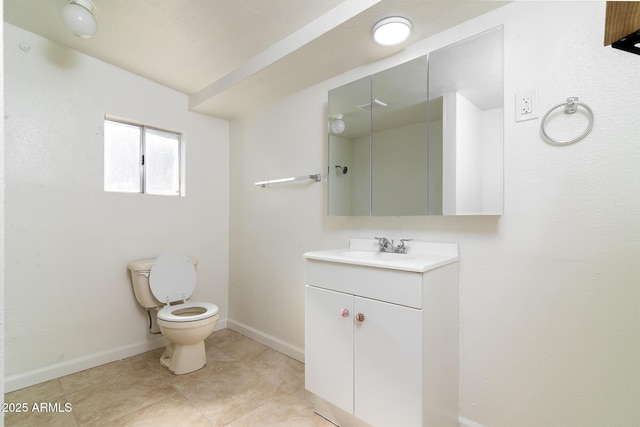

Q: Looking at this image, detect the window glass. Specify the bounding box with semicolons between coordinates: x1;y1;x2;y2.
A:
104;120;141;193
145;128;180;196
103;118;181;196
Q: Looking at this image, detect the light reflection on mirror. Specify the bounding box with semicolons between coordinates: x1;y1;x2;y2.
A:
429;26;504;215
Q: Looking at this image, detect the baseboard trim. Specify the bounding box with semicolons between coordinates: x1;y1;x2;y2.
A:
459;416;487;427
4;337;164;393
227;318;305;363
4;319;229;393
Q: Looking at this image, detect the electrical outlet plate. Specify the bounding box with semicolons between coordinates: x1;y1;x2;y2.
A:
515;90;538;122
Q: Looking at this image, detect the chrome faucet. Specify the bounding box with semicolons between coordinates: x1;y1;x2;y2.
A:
375;237;412;254
375;237;394;252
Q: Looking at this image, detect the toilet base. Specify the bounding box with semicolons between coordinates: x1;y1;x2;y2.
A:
156;313;219;375
160;340;206;374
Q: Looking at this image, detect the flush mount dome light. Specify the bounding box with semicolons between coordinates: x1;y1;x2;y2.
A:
329;114;346;134
62;0;97;38
372;17;412;46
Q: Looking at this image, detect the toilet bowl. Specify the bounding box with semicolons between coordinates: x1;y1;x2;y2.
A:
128;252;219;374
157;308;219;374
156;301;219;374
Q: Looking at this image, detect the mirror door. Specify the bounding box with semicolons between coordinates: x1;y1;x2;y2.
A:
327;26;503;216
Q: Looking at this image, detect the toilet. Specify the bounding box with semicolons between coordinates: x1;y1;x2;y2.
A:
127;252;219;374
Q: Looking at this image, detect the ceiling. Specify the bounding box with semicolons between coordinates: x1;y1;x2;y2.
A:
4;0;508;120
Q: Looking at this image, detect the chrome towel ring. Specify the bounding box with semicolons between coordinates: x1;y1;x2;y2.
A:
540;97;594;145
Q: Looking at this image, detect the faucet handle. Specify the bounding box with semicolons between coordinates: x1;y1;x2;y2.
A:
374;236;393;252
397;239;412;253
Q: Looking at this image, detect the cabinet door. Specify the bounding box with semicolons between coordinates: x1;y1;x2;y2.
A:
305;285;354;413
354;297;422;427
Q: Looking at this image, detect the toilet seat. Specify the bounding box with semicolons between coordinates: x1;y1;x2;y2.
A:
149;252;196;304
157;301;219;322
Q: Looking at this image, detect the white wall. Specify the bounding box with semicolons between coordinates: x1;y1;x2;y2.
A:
229;2;639;427
3;24;230;391
1;4;6;411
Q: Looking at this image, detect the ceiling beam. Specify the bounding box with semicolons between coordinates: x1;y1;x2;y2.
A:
188;0;382;110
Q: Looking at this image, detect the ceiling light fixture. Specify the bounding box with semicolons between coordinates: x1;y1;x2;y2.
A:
62;0;97;38
372;17;412;46
329;114;346;134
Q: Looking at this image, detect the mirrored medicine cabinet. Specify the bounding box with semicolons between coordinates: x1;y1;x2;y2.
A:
328;26;503;216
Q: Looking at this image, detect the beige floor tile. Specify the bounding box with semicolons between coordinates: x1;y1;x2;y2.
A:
108;395;214;427
59;360;123;394
207;329;269;362
171;359;280;426
247;347;306;396
227;393;335;427
5;379;65;405
67;376;180;426
205;343;241;364
120;347;167;373
4;329;327;427
58;352;164;395
4;397;77;427
204;328;239;346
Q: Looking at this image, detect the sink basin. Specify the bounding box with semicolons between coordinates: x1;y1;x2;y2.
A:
304;239;459;272
341;251;414;260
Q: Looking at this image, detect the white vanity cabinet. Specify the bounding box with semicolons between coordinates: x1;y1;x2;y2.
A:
304;240;459;427
306;285;422;426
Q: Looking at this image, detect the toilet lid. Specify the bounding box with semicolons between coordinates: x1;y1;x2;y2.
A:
149;252;196;304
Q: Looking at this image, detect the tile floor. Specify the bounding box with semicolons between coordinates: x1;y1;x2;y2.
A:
4;329;335;426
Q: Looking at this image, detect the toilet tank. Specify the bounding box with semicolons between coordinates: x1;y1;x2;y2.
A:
127;256;199;309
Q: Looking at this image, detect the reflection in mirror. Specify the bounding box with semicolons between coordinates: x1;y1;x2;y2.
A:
371;56;430;215
429;26;504;215
328;56;430;216
328;26;503;216
328;76;371;215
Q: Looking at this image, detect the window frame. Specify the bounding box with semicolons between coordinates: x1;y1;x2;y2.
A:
104;117;183;196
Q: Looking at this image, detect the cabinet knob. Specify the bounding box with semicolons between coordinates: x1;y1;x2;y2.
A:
356;313;365;322
340;308;349;318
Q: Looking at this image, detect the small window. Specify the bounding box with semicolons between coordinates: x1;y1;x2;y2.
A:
104;118;181;196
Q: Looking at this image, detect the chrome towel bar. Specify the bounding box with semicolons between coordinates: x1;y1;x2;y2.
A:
255;173;321;188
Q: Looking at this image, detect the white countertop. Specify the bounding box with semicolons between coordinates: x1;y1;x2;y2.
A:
303;238;459;273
